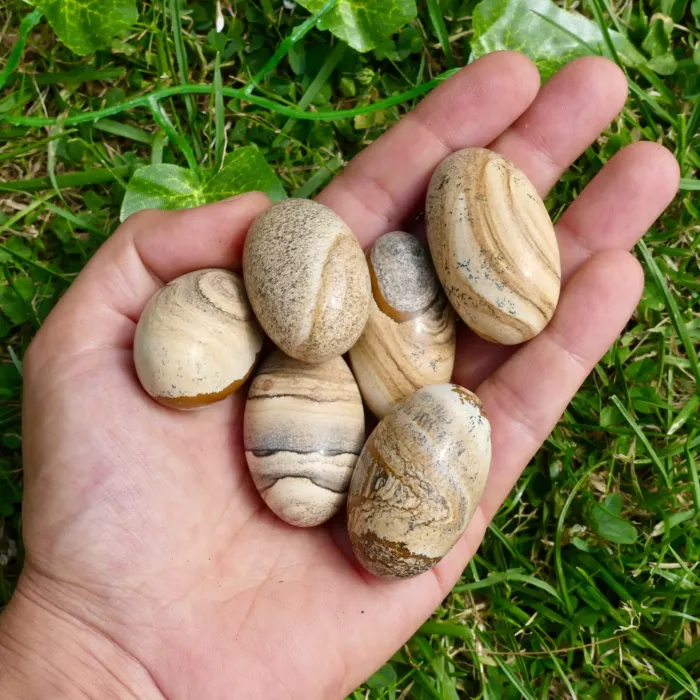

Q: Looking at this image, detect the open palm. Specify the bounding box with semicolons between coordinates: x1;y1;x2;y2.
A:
7;53;678;700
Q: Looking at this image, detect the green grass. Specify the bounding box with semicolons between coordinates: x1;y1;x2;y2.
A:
1;0;699;697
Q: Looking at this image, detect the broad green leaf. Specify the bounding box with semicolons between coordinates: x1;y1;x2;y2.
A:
29;0;138;56
365;663;398;689
471;0;645;80
0;285;32;325
591;493;638;545
297;0;417;53
120;147;287;222
647;53;678;75
642;16;673;57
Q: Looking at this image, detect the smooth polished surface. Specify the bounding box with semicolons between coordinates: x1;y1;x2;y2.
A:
426;147;561;345
347;384;491;579
244;350;365;527
243;199;371;363
349;231;456;418
134;269;263;409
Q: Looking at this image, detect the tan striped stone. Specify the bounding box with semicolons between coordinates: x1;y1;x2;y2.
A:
426;147;561;345
243;199;371;363
349;231;456;418
244;350;365;527
134;269;263;409
347;384;491;580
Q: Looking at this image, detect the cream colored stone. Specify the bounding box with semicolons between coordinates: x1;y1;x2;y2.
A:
426;147;561;345
243;199;371;363
347;384;491;579
244;350;365;527
349;231;456;418
134;269;262;409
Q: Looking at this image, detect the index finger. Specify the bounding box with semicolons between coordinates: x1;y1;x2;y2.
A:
316;52;540;244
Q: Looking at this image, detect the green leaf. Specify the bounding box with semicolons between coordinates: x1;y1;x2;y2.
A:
365;663;398;689
120;147;287;222
297;0;417;53
471;0;645;80
646;53;678;75
591;494;638;545
28;0;138;56
0;285;32;325
642;16;673;57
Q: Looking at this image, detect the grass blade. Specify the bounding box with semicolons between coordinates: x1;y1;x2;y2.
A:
668;395;699;436
147;95;198;172
92;119;153;144
169;0;203;160
637;239;700;390
243;0;339;96
611;395;670;487
426;0;454;68
687;441;700;512
213;52;225;170
0;8;43;91
0;166;131;192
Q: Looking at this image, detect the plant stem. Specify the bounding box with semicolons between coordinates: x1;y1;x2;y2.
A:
1;69;459;129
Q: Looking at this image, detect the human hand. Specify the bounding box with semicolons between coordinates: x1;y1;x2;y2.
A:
0;53;679;700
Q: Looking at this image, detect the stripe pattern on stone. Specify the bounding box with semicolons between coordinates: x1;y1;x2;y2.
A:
426;147;561;345
244;350;365;527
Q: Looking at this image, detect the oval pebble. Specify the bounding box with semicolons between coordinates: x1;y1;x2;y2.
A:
244;350;365;527
243;199;371;363
349;231;456;418
134;269;262;409
426;147;561;345
347;384;491;579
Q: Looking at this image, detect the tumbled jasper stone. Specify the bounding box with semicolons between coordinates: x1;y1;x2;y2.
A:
134;269;263;409
244;350;365;527
426;147;561;345
348;231;456;418
347;384;491;580
243;199;371;363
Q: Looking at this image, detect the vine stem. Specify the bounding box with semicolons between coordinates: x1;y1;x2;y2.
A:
2;69;460;129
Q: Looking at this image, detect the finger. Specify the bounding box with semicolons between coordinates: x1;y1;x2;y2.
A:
488;56;628;196
316;51;541;243
34;193;271;354
476;249;643;519
557;141;680;275
453;142;680;388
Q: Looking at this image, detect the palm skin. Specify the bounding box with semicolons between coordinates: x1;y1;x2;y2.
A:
0;53;679;700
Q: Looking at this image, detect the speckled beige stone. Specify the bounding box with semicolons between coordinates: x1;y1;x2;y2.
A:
244;350;365;527
243;199;371;363
134;269;263;409
347;384;491;579
426;147;561;345
349;231;456;418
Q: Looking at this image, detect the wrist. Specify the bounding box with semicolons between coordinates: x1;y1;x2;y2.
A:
0;573;166;700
